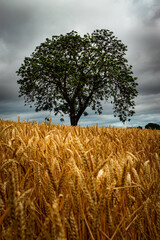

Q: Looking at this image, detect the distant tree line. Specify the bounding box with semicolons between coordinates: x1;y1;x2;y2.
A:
136;123;160;130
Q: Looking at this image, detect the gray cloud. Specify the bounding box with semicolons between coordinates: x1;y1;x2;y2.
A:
0;1;37;50
0;85;18;102
135;93;160;114
124;9;160;97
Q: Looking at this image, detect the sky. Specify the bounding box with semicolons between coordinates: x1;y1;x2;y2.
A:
0;0;160;127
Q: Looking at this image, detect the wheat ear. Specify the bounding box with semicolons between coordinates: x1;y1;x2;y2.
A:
45;161;57;194
8;170;16;222
69;210;79;240
16;202;25;240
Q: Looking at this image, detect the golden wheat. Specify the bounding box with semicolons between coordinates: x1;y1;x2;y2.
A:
0;118;160;239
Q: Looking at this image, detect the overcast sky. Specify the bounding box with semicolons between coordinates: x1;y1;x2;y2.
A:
0;0;160;127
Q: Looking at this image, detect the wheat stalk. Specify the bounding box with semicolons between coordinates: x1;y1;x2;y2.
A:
0;119;160;239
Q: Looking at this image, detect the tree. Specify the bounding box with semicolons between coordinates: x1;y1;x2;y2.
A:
137;126;143;129
145;123;160;130
17;29;138;126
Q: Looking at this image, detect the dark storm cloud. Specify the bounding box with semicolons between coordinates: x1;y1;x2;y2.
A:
0;1;38;49
135;93;160;114
138;82;160;95
137;33;160;75
152;8;160;21
0;1;31;101
0;67;18;103
0;0;44;108
0;85;18;102
125;0;160;100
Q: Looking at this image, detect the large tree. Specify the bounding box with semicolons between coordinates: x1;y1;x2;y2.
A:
17;29;138;126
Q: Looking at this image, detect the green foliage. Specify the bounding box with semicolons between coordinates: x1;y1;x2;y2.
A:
137;126;143;129
17;29;138;125
145;123;160;130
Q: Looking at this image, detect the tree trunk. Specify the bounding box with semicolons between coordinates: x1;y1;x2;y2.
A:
70;114;78;126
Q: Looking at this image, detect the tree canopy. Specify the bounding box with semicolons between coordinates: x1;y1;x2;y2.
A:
17;29;138;126
145;123;160;130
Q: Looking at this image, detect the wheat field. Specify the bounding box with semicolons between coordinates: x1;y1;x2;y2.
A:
0;118;160;240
